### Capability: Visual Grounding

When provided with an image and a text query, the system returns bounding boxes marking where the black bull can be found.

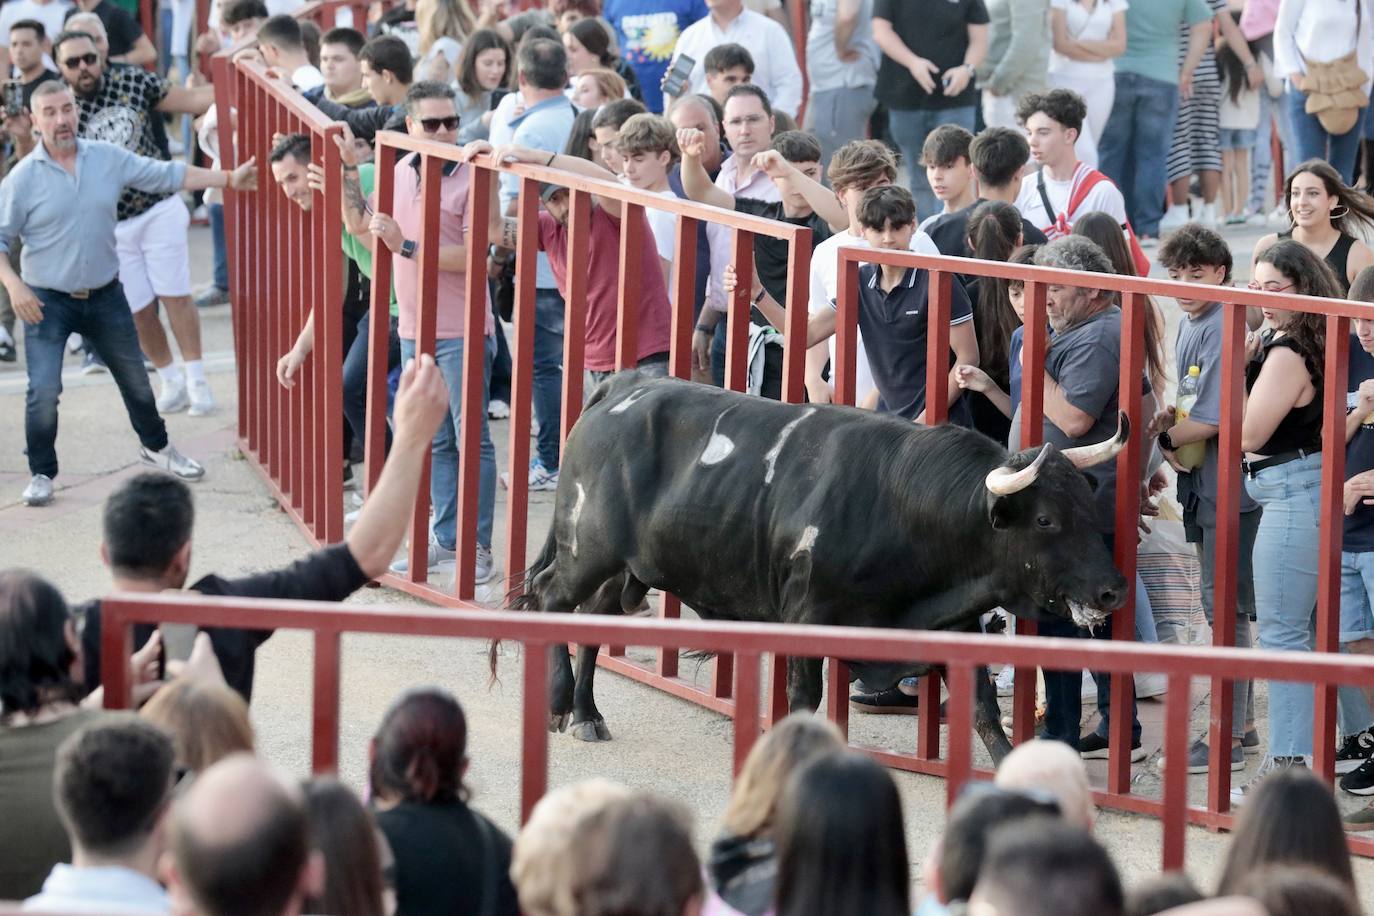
[503,373,1130,760]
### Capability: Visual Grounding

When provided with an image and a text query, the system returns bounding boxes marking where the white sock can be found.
[184,359,206,385]
[0,326,12,346]
[157,363,185,388]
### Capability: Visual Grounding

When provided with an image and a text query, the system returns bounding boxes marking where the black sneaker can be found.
[1336,726,1374,775]
[849,686,927,717]
[1079,731,1147,762]
[1342,755,1374,796]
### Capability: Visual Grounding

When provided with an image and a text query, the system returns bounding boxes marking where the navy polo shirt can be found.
[1347,336,1374,551]
[845,263,974,423]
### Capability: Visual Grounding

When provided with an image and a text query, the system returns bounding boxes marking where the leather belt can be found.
[1242,448,1313,478]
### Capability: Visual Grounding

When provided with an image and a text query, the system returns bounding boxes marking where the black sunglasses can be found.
[419,115,459,133]
[62,51,99,69]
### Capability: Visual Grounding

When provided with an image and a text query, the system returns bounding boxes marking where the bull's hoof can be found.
[549,712,571,733]
[570,718,612,742]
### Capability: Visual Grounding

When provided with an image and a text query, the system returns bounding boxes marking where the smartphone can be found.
[661,54,695,99]
[2,80,23,118]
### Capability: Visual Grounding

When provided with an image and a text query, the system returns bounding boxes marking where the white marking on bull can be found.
[569,483,587,557]
[700,409,737,465]
[1068,599,1108,632]
[609,388,651,414]
[792,525,819,558]
[763,408,816,484]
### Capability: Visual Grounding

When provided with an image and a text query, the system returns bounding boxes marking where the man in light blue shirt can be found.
[496,38,575,491]
[24,715,175,914]
[0,80,256,507]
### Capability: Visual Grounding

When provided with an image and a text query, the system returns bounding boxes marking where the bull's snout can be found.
[1098,581,1128,611]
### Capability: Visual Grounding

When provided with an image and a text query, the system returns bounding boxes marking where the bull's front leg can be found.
[569,643,612,742]
[786,656,824,712]
[973,665,1013,764]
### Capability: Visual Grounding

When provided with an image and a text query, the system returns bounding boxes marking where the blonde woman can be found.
[417,0,477,83]
[571,66,627,109]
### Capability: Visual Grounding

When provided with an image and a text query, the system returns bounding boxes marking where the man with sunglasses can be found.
[363,80,506,585]
[53,29,217,417]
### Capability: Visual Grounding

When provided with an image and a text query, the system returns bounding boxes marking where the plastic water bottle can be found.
[1173,366,1205,470]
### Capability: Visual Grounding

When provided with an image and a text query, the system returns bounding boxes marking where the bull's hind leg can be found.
[568,575,628,742]
[549,644,574,733]
[974,665,1013,764]
[528,555,623,735]
[786,656,824,712]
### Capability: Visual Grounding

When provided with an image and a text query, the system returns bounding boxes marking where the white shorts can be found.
[116,194,192,313]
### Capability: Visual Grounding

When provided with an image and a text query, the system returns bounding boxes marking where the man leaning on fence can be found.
[0,80,257,507]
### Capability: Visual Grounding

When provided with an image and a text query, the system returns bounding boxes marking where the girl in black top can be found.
[1252,159,1374,296]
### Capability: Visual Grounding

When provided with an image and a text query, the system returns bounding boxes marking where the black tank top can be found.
[1244,331,1323,455]
[1279,229,1355,295]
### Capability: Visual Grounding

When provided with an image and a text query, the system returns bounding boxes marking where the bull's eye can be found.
[1036,515,1055,530]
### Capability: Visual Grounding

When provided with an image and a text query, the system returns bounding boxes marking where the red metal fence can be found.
[99,592,1374,868]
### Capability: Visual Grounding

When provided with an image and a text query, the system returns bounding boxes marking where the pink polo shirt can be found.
[385,153,494,341]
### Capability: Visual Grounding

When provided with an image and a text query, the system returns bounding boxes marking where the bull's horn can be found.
[985,444,1055,496]
[1061,411,1131,470]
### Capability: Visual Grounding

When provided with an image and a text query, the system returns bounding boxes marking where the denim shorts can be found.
[1341,551,1374,642]
[1219,127,1257,150]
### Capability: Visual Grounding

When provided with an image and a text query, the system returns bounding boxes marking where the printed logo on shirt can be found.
[86,104,142,149]
[620,12,681,63]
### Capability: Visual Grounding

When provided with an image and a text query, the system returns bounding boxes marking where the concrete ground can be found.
[3,212,1374,905]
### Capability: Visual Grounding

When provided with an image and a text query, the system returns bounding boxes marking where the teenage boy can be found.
[590,97,647,175]
[615,112,680,284]
[702,42,753,107]
[917,124,976,232]
[1152,224,1264,775]
[679,126,832,399]
[305,27,372,108]
[926,125,1048,258]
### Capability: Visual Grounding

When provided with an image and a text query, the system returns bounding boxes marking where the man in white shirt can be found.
[256,14,324,91]
[666,0,802,117]
[25,716,175,914]
[0,0,72,77]
[1012,89,1128,240]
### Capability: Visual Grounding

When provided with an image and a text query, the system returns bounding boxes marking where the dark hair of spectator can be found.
[1236,865,1362,916]
[565,108,597,159]
[704,42,754,76]
[772,130,821,165]
[970,126,1029,189]
[303,778,387,916]
[52,29,96,58]
[257,14,303,51]
[369,687,469,804]
[102,472,195,581]
[360,34,414,85]
[590,96,646,131]
[1124,872,1204,916]
[1216,766,1354,895]
[723,82,772,117]
[1216,40,1258,107]
[140,678,254,774]
[568,17,616,68]
[1071,210,1168,389]
[321,25,365,57]
[966,200,1024,387]
[974,818,1123,916]
[55,715,175,856]
[1252,239,1337,388]
[774,751,909,916]
[856,185,916,233]
[1284,158,1374,236]
[221,0,269,26]
[269,132,312,165]
[940,785,1063,904]
[549,0,601,17]
[404,79,457,117]
[0,570,78,717]
[1006,243,1041,292]
[300,20,320,67]
[1015,88,1087,137]
[825,139,897,194]
[1158,222,1234,282]
[518,36,569,90]
[9,18,45,40]
[570,793,702,916]
[457,28,511,100]
[922,123,972,168]
[1352,265,1374,302]
[519,23,560,46]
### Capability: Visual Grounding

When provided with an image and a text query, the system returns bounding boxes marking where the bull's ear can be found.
[987,494,1015,530]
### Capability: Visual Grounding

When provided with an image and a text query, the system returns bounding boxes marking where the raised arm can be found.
[182,156,259,192]
[675,128,735,209]
[751,149,847,232]
[496,144,625,218]
[158,83,216,115]
[112,34,158,67]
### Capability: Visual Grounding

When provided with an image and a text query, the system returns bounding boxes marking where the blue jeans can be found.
[25,282,168,478]
[1099,72,1179,237]
[1197,510,1262,738]
[344,310,400,455]
[490,295,511,405]
[1283,85,1365,184]
[1249,88,1276,215]
[886,105,978,222]
[533,287,564,472]
[400,335,497,550]
[209,202,228,291]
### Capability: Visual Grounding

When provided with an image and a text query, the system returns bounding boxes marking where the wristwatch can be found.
[400,239,418,260]
[1157,429,1175,452]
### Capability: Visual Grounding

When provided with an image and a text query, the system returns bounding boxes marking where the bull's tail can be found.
[489,525,560,684]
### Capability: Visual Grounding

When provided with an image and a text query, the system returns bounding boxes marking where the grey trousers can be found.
[805,86,878,168]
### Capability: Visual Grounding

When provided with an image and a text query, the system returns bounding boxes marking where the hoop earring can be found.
[1332,205,1351,219]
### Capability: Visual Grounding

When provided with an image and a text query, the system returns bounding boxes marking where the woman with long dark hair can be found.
[1231,240,1339,802]
[456,29,512,144]
[369,688,519,915]
[563,18,641,102]
[960,200,1022,443]
[303,778,390,916]
[773,751,909,916]
[1253,159,1374,294]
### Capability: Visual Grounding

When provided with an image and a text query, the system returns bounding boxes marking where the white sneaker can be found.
[995,665,1017,697]
[187,380,214,417]
[1081,670,1099,701]
[1197,201,1219,229]
[140,444,205,480]
[488,399,510,420]
[1159,204,1191,234]
[389,538,457,575]
[475,544,498,585]
[157,380,189,413]
[22,474,54,506]
[66,333,84,354]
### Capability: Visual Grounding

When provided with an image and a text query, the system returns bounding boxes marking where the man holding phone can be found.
[603,0,707,113]
[664,0,802,117]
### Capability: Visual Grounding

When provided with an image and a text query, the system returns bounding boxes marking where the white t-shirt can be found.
[1014,161,1128,239]
[669,9,803,117]
[0,0,73,49]
[810,226,941,405]
[1047,0,1128,81]
[632,184,680,264]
